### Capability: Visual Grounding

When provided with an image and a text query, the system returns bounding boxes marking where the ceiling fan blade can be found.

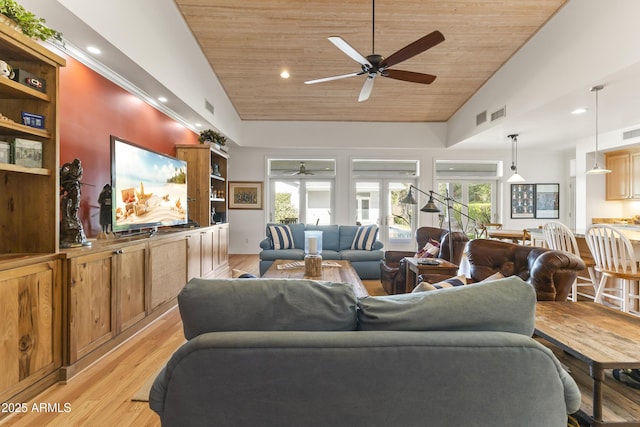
[380,30,445,69]
[304,72,361,85]
[383,69,437,84]
[358,76,375,102]
[328,36,372,67]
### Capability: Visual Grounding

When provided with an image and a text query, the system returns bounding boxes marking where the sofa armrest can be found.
[259,237,272,250]
[383,250,416,265]
[372,240,384,250]
[529,250,586,301]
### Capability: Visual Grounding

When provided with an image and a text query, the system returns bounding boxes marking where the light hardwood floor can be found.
[0,255,385,427]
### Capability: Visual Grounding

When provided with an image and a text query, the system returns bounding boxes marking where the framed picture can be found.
[510,184,535,218]
[229,181,263,209]
[535,183,560,219]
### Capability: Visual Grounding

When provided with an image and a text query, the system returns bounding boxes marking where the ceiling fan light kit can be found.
[304,0,444,102]
[586,85,612,175]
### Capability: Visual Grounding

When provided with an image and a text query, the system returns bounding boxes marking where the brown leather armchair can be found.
[465,239,586,301]
[380,227,469,295]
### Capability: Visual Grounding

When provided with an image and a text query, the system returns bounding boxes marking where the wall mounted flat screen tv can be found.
[111,136,188,232]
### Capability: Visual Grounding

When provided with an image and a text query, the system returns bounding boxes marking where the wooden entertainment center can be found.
[0,25,230,413]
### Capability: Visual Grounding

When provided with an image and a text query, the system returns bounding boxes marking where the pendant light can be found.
[586,85,611,174]
[507,134,525,182]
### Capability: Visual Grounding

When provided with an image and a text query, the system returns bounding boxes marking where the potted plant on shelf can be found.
[0,0,62,42]
[198,129,227,151]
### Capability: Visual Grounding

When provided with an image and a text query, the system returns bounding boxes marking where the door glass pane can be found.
[389,182,413,241]
[355,182,379,226]
[274,181,300,223]
[306,181,332,225]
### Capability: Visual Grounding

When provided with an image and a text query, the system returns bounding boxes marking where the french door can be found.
[353,179,416,250]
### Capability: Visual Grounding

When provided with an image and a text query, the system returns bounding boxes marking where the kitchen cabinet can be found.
[606,150,640,200]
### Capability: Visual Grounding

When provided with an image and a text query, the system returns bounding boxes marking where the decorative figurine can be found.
[0,60,14,79]
[97,183,114,239]
[60,158,91,247]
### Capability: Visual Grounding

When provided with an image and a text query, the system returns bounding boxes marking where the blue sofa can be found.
[259,223,384,279]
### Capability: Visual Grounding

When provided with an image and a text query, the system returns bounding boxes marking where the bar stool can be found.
[585,224,640,314]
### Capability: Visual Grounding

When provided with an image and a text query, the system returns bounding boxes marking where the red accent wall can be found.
[59,54,199,237]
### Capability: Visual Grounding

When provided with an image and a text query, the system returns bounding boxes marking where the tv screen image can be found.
[111,136,188,232]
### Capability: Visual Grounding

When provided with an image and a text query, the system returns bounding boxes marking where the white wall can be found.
[228,145,568,254]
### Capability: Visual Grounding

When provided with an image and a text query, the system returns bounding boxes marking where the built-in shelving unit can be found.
[176,143,229,226]
[0,23,65,413]
[0,25,65,255]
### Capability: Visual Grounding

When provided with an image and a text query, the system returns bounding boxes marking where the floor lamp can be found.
[401,185,477,262]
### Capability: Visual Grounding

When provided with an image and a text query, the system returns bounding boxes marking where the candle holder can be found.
[304,230,323,278]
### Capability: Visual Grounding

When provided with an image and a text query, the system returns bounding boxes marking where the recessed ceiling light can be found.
[571,108,587,115]
[158,96,168,103]
[195,123,202,128]
[280,70,290,79]
[87,46,101,55]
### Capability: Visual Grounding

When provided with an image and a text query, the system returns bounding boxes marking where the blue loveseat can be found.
[259,223,384,279]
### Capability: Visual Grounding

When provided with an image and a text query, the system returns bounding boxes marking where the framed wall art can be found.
[510,184,535,218]
[229,181,263,209]
[535,183,560,219]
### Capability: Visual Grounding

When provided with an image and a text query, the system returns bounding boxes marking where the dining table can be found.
[486,229,530,244]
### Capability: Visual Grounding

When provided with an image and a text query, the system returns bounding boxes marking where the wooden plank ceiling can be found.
[174,0,567,122]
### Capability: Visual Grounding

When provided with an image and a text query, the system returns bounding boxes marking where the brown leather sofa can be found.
[380,227,469,295]
[464,239,586,301]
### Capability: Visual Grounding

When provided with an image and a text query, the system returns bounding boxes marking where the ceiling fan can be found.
[291,162,315,175]
[304,0,445,102]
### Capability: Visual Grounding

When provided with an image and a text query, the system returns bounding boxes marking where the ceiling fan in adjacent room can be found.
[304,0,445,102]
[291,162,315,175]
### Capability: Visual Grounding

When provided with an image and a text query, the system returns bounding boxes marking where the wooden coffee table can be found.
[262,259,368,298]
[404,257,459,293]
[535,302,640,426]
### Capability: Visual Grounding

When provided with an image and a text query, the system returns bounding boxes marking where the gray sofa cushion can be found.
[259,248,305,261]
[179,278,358,339]
[357,276,536,335]
[339,248,385,262]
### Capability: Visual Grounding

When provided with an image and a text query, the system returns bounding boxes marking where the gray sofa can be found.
[149,276,581,426]
[258,223,384,279]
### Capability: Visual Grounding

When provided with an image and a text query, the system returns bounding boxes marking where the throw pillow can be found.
[412,274,467,292]
[231,269,257,278]
[415,238,441,258]
[268,224,294,249]
[481,271,505,282]
[351,224,378,250]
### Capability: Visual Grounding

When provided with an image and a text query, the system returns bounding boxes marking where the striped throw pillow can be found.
[351,225,378,250]
[268,224,295,249]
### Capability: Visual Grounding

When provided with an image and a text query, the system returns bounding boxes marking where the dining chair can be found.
[543,221,597,301]
[585,224,640,314]
[475,223,502,239]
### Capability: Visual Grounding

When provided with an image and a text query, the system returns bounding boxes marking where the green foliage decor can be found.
[198,129,227,146]
[0,0,61,41]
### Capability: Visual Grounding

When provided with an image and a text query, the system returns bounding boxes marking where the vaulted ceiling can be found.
[174,0,567,123]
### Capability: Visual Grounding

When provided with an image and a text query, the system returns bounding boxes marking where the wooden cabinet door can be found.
[606,153,630,200]
[217,224,229,268]
[68,251,114,363]
[149,237,188,310]
[114,243,147,332]
[0,260,61,402]
[200,228,215,277]
[631,153,640,199]
[186,232,202,280]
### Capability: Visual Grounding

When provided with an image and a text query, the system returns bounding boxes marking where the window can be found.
[435,160,501,235]
[268,159,335,225]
